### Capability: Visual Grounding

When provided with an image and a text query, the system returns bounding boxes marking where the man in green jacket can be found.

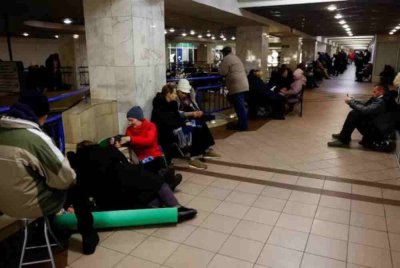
[328,85,387,148]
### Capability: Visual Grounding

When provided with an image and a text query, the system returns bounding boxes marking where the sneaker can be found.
[82,231,99,255]
[203,150,221,159]
[327,140,350,148]
[177,206,197,222]
[331,133,341,140]
[188,159,207,170]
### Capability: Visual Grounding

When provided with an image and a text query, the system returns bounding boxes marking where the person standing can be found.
[219,47,249,131]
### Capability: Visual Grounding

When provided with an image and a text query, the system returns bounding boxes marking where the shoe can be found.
[168,174,182,191]
[203,150,221,159]
[177,206,197,222]
[82,231,99,255]
[327,140,350,148]
[188,159,207,170]
[331,133,341,140]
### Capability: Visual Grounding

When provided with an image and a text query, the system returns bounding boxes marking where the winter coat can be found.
[125,119,163,161]
[151,93,185,146]
[0,104,76,218]
[284,69,306,104]
[68,145,163,210]
[219,54,249,95]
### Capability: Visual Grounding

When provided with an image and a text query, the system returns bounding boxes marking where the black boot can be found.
[168,174,182,191]
[177,206,197,222]
[82,231,99,255]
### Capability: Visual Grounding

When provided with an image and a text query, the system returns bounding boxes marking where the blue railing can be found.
[0,87,90,153]
[167,75,231,116]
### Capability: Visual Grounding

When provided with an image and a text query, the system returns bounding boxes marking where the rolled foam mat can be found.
[55,207,178,230]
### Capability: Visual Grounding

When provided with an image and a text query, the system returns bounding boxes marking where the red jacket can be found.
[125,119,163,161]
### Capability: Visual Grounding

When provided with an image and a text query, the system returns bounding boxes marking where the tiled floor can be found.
[67,66,400,268]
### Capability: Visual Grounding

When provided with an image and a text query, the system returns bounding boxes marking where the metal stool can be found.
[19,217,62,268]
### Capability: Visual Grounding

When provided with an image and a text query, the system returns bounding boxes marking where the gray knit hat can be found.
[126,106,144,120]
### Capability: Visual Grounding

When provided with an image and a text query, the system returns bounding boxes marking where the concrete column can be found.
[280,37,301,70]
[236,26,269,77]
[73,34,88,87]
[302,39,316,64]
[58,35,77,89]
[372,34,400,83]
[83,0,166,132]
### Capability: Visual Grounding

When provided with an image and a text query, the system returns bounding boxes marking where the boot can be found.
[177,206,197,222]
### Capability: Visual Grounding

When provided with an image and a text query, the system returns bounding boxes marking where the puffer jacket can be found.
[219,54,249,95]
[0,115,76,218]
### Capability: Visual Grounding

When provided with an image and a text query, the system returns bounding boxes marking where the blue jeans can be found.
[228,92,248,130]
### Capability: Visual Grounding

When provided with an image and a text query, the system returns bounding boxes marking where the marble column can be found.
[302,39,317,64]
[236,26,269,78]
[83,0,166,132]
[73,34,88,87]
[280,37,301,70]
[58,35,77,89]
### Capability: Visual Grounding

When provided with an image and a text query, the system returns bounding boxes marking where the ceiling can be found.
[245,0,400,36]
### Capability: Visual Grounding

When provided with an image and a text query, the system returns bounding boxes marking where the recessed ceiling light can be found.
[63,18,73,24]
[327,5,337,11]
[389,32,394,35]
[211,36,215,40]
[348,33,354,36]
[339,20,346,25]
[164,30,167,34]
[190,30,195,35]
[334,14,343,19]
[73,34,79,39]
[54,35,59,39]
[198,35,203,38]
[169,28,175,32]
[231,36,236,40]
[22,32,29,37]
[220,34,224,39]
[343,24,350,29]
[181,32,187,37]
[206,33,211,37]
[396,26,400,30]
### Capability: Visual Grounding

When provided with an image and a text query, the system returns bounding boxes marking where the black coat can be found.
[151,93,185,146]
[68,145,163,210]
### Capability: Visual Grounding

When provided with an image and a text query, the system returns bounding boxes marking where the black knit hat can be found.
[19,91,50,117]
[126,106,144,121]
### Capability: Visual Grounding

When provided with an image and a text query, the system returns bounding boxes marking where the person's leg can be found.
[157,183,180,207]
[230,92,248,130]
[338,110,362,143]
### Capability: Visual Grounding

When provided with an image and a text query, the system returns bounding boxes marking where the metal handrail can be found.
[167,75,222,82]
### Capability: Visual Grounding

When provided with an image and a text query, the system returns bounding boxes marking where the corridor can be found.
[67,67,400,268]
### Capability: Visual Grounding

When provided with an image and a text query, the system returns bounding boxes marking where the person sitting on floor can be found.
[328,85,389,148]
[113,106,182,191]
[151,84,220,170]
[280,68,307,112]
[66,141,197,254]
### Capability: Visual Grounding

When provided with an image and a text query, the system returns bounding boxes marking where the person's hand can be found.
[120,136,131,144]
[345,96,353,104]
[194,111,204,118]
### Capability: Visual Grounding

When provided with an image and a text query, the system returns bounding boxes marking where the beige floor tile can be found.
[232,220,273,243]
[164,244,215,268]
[283,201,317,218]
[219,235,264,263]
[315,206,350,224]
[250,170,275,181]
[347,242,392,268]
[289,191,321,205]
[130,236,179,264]
[198,186,231,200]
[175,192,196,206]
[100,231,147,254]
[387,217,400,234]
[210,178,240,190]
[183,209,210,227]
[153,224,196,243]
[311,219,349,241]
[186,174,217,186]
[214,201,250,219]
[276,213,313,233]
[114,256,160,268]
[130,226,159,236]
[389,232,400,251]
[270,173,299,185]
[346,264,369,268]
[68,250,82,265]
[177,182,207,195]
[184,227,228,252]
[351,201,384,217]
[200,213,240,233]
[300,253,346,268]
[243,207,281,225]
[207,254,253,268]
[306,234,348,261]
[349,226,389,249]
[267,227,308,251]
[320,196,351,210]
[70,246,125,268]
[235,181,265,194]
[252,195,287,212]
[261,186,292,200]
[257,244,303,268]
[350,212,387,231]
[225,191,258,206]
[385,204,400,218]
[352,185,382,198]
[297,177,324,189]
[186,196,222,212]
[323,181,352,193]
[382,189,400,201]
[392,250,400,268]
